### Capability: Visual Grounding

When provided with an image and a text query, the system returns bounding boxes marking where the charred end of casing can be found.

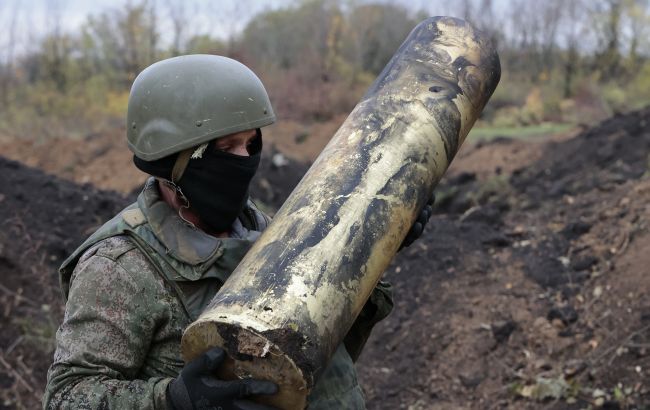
[182,319,310,409]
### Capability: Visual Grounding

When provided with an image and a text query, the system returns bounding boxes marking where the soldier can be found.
[44,55,432,409]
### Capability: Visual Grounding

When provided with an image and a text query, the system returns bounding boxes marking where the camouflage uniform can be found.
[44,178,393,409]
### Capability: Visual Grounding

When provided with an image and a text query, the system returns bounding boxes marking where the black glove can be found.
[167,347,279,410]
[399,194,435,250]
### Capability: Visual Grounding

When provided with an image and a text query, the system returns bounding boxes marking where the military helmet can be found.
[127,54,275,161]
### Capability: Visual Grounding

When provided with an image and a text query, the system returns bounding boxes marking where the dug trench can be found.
[0,107,649,409]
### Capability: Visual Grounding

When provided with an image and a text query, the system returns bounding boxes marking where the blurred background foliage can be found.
[1,0,649,140]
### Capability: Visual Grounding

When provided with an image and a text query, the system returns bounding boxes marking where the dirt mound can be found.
[0,130,144,194]
[357,107,650,409]
[1,107,649,409]
[0,158,130,408]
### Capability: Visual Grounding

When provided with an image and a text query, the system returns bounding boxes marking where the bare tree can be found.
[622,0,650,73]
[206,0,258,56]
[589,0,624,79]
[559,0,586,97]
[82,2,160,85]
[148,0,158,63]
[42,0,69,91]
[1,0,21,105]
[165,0,186,56]
[538,0,563,73]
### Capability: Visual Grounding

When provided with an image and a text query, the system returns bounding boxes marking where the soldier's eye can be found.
[247,135,262,155]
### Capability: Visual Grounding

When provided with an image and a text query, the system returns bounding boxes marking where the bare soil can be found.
[0,108,649,409]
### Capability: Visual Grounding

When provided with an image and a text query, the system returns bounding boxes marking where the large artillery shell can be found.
[182,16,500,409]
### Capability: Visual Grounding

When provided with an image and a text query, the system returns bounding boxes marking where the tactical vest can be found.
[59,179,269,320]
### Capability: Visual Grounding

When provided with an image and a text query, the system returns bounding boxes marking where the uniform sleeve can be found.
[43,253,172,410]
[343,280,393,362]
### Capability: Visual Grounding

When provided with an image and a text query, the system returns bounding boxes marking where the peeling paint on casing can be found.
[181,16,500,409]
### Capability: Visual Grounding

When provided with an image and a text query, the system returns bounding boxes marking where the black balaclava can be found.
[134,131,262,232]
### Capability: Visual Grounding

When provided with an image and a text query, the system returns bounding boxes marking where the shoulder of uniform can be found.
[244,200,272,231]
[84,235,138,263]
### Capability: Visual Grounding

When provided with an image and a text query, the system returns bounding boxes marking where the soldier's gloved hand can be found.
[167,347,279,410]
[399,194,435,251]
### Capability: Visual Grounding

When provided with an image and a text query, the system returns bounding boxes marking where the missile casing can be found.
[181,16,500,409]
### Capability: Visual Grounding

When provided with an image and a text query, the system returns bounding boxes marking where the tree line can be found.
[1,0,649,138]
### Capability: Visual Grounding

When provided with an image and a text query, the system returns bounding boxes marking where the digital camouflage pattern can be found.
[44,178,393,409]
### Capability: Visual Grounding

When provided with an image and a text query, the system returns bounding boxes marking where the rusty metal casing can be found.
[181,16,500,409]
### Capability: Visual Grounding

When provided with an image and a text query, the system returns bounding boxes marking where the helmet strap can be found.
[171,148,194,183]
[159,178,195,228]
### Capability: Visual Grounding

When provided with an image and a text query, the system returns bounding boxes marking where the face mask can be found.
[133,133,262,233]
[177,145,260,233]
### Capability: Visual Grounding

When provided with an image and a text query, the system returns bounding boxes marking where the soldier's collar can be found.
[138,178,222,266]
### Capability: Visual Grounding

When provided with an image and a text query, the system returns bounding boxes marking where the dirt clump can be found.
[0,107,649,409]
